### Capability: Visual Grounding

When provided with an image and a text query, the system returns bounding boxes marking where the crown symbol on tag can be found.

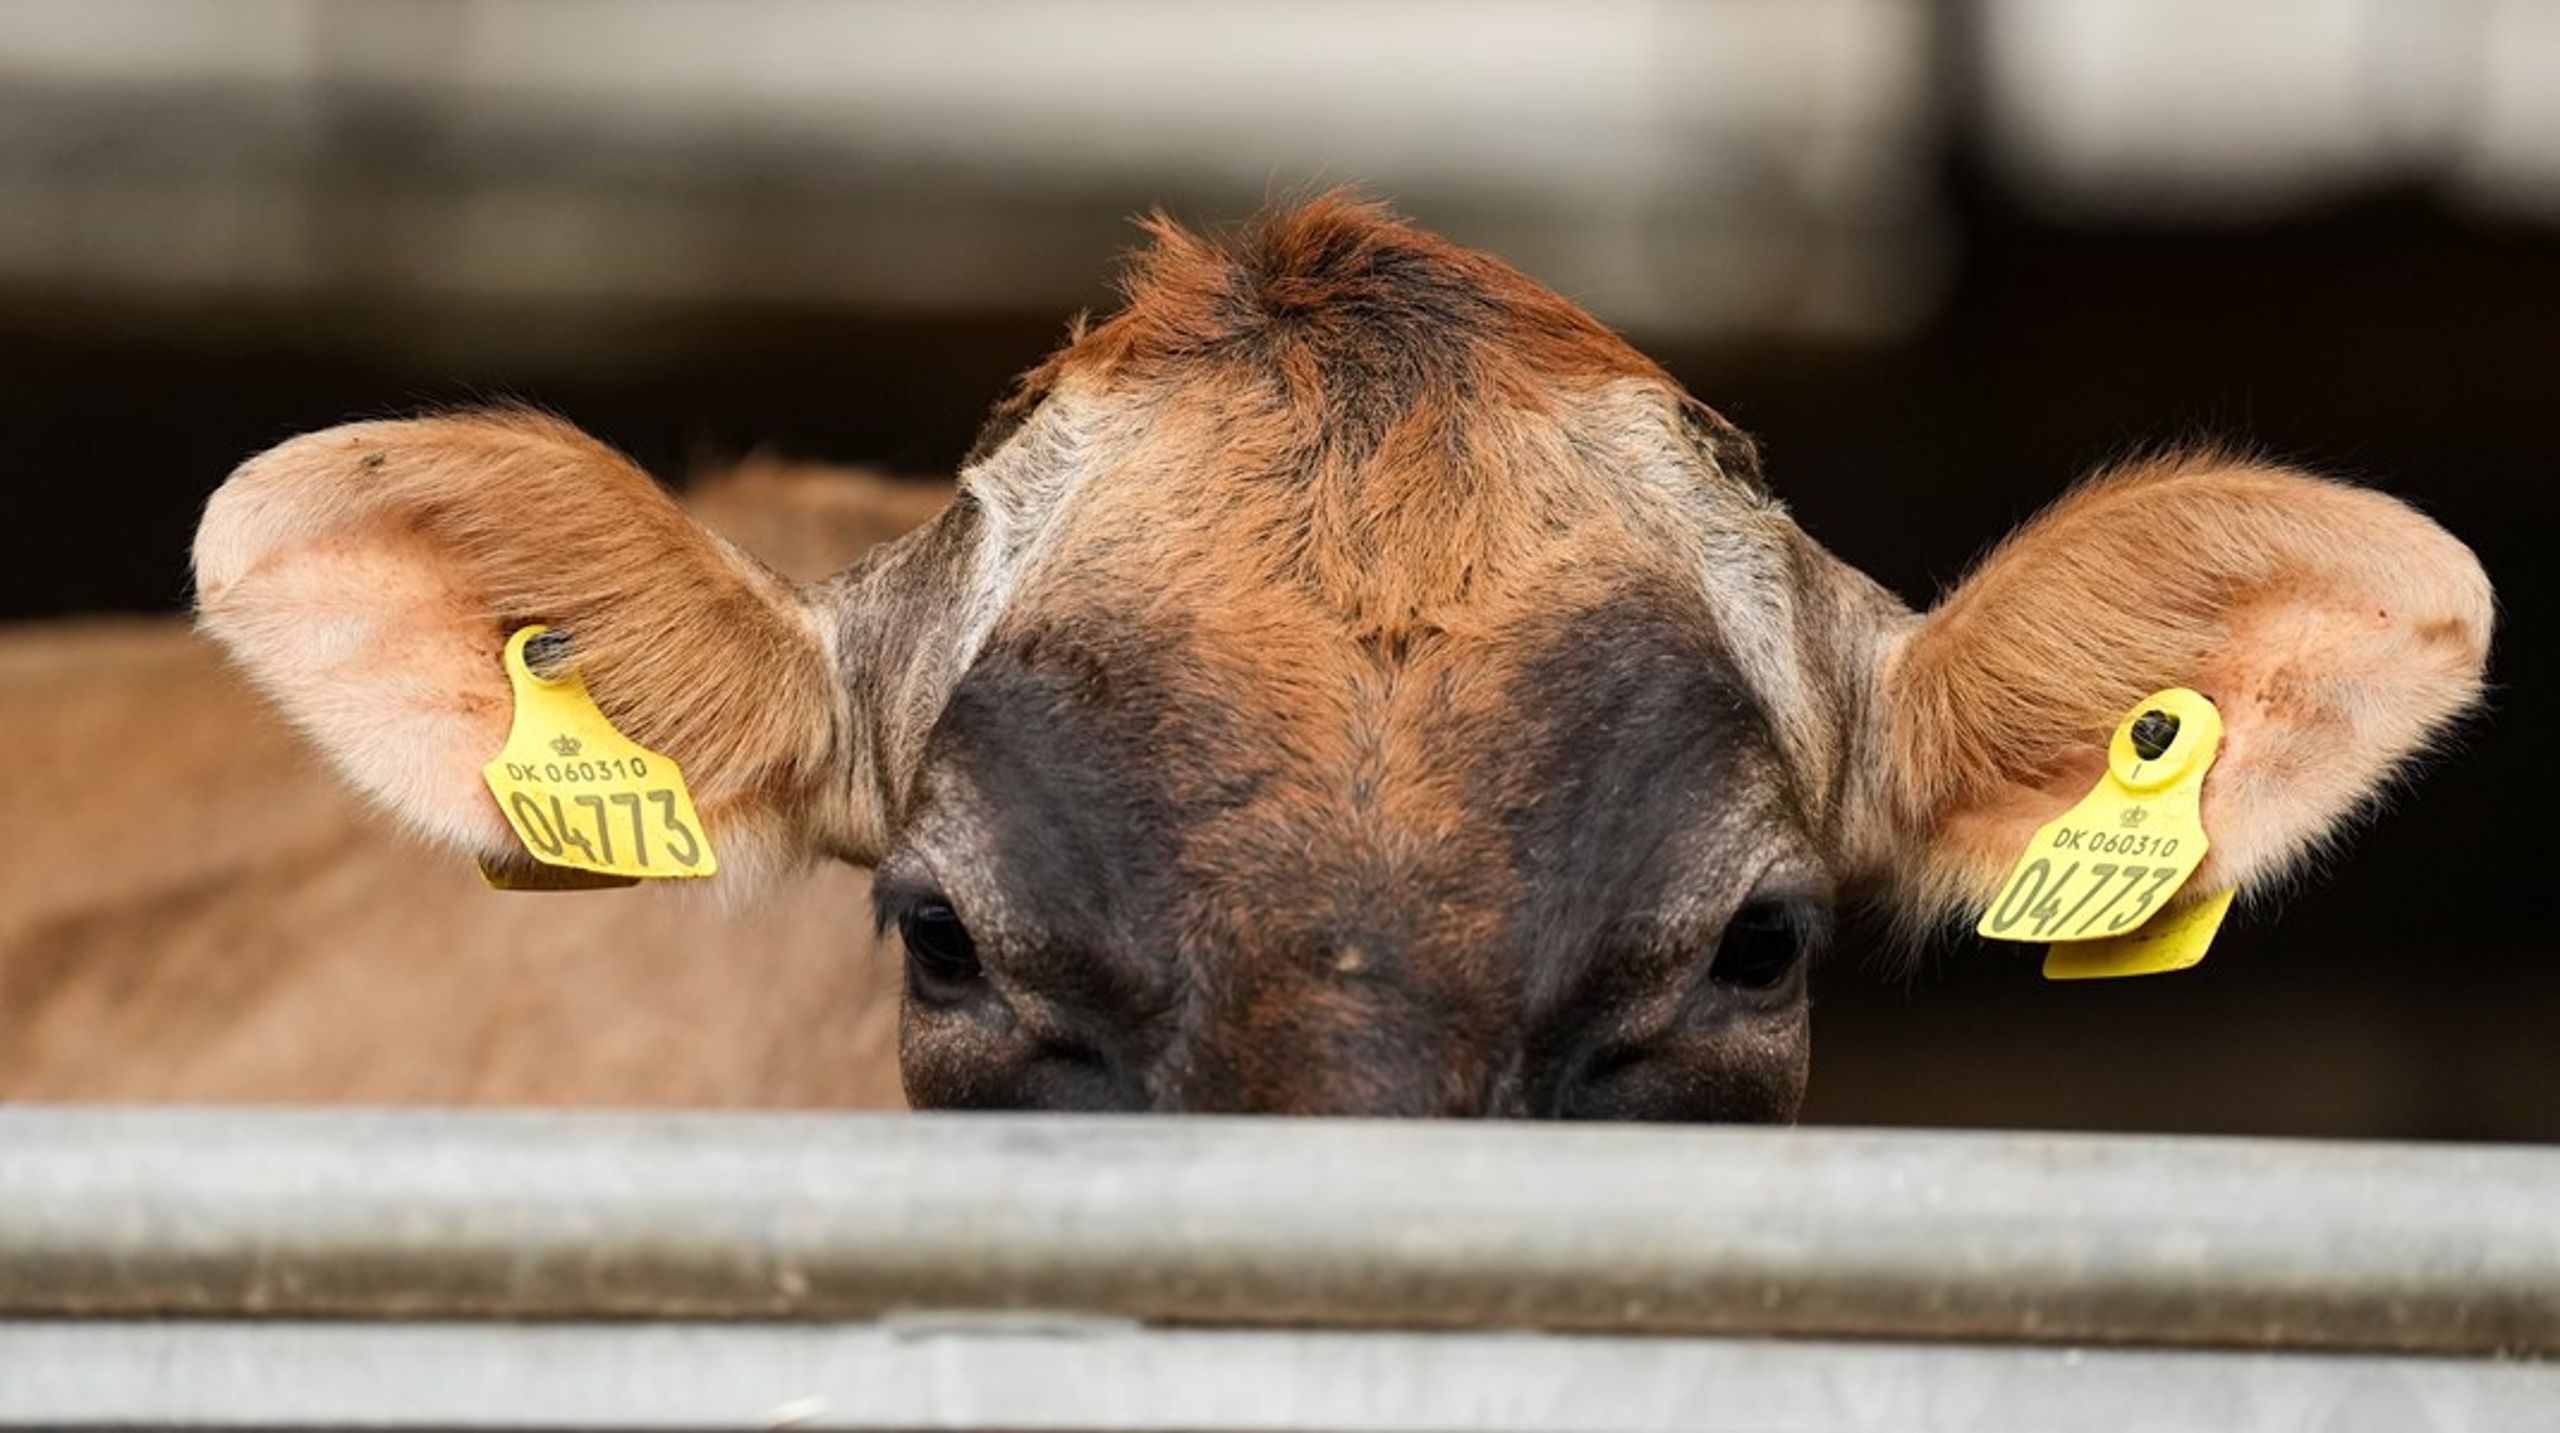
[2119,806,2148,828]
[549,735,583,758]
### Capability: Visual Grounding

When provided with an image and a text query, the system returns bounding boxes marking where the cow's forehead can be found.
[934,197,1822,804]
[923,402,1804,993]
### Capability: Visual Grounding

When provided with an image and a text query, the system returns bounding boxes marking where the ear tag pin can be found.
[478,624,718,889]
[1973,687,2233,978]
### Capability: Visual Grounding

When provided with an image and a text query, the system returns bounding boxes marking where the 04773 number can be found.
[1984,858,2184,940]
[505,788,703,871]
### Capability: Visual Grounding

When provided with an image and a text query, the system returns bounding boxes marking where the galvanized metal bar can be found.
[6,1319,2557,1432]
[1,1109,2555,1356]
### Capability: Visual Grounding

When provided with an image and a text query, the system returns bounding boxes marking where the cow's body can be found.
[190,198,2493,1119]
[6,464,936,1104]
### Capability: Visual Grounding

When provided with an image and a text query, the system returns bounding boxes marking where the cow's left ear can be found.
[1851,453,2493,925]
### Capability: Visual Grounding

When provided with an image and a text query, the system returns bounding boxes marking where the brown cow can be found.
[4,461,942,1105]
[195,197,2493,1119]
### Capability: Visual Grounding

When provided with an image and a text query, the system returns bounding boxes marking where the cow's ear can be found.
[1855,453,2492,925]
[194,410,842,886]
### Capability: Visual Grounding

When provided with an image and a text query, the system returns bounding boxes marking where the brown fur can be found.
[1028,196,1757,634]
[1074,195,1666,394]
[10,463,940,1104]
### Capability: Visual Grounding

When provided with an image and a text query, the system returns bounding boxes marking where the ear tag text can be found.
[480,625,719,886]
[1973,687,2230,977]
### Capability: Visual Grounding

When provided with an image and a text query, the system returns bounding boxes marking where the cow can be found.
[193,196,2494,1120]
[4,461,938,1105]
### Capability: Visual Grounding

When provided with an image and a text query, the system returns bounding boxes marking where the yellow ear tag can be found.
[479,625,719,885]
[1973,687,2232,977]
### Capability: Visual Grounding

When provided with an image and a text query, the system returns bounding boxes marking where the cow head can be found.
[195,198,2493,1119]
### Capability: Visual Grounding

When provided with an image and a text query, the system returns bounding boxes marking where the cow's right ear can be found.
[193,410,843,887]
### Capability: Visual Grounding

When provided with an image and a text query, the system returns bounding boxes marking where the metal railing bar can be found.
[2,1109,2554,1357]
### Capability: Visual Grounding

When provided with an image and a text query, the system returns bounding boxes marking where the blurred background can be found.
[2,0,2551,1139]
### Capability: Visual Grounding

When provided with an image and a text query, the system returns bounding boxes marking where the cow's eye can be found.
[899,899,983,996]
[1712,897,1825,990]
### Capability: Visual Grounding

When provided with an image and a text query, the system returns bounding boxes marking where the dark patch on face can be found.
[926,624,1183,945]
[889,610,1280,1110]
[1486,591,1772,968]
[891,581,1814,1121]
[1481,588,1812,1121]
